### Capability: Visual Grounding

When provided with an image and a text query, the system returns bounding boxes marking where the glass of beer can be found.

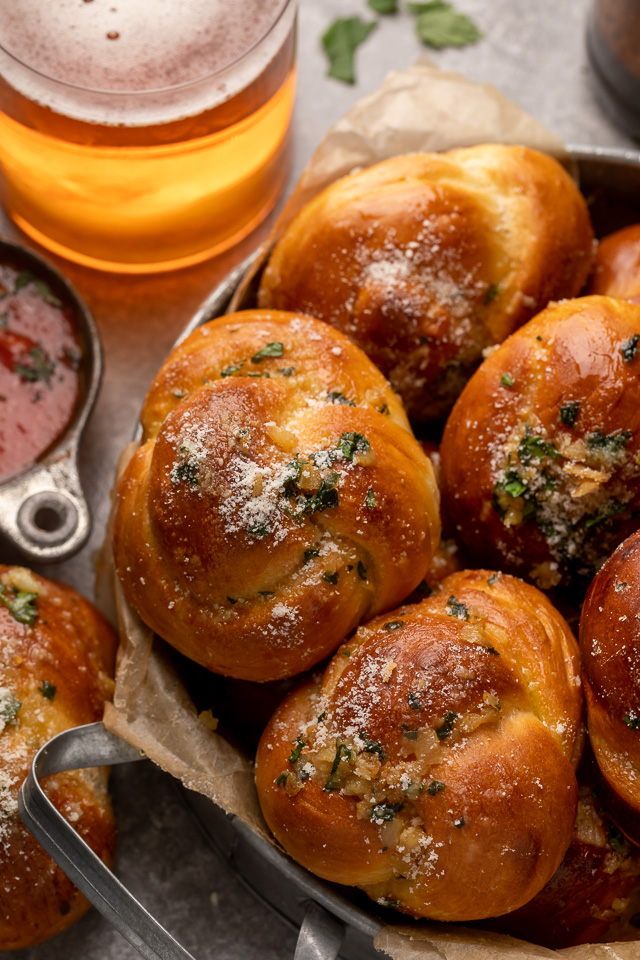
[0,0,297,273]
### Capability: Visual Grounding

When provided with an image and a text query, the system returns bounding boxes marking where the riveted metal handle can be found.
[18,722,198,960]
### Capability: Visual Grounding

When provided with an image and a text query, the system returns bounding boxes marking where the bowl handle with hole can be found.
[0,438,91,562]
[19,723,346,960]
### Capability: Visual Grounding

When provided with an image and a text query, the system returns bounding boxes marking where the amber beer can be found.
[0,0,296,272]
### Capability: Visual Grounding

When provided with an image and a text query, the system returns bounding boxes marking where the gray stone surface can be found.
[1,0,636,958]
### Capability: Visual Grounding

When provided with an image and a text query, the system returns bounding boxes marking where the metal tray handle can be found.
[18,722,345,960]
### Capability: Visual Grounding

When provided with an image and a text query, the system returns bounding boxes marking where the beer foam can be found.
[0,0,291,125]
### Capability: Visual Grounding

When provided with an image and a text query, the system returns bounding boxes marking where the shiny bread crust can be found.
[440,295,640,590]
[481,768,640,948]
[0,566,117,950]
[255,569,583,921]
[588,223,640,303]
[580,529,640,842]
[114,309,440,682]
[258,145,593,422]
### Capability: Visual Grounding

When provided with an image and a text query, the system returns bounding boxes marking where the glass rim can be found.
[0,0,294,98]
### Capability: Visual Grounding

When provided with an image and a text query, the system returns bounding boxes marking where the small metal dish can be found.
[0,238,102,563]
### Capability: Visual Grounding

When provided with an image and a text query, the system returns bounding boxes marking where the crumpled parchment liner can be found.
[102,62,622,959]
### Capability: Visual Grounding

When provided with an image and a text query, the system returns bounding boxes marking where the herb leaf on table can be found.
[409,1,482,48]
[322,17,378,84]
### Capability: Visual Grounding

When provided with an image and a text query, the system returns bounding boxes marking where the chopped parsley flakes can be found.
[620,334,640,362]
[38,680,56,700]
[445,595,469,621]
[0,585,38,626]
[559,401,580,428]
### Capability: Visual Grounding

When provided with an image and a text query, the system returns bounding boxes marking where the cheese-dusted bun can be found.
[255,569,583,921]
[258,145,594,423]
[441,296,640,591]
[481,764,640,948]
[0,566,117,950]
[588,223,640,302]
[114,310,440,682]
[580,529,640,844]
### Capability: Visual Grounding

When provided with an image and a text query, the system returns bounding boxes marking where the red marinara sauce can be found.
[0,265,81,480]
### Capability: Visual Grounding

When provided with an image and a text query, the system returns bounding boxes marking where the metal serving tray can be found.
[18,145,640,960]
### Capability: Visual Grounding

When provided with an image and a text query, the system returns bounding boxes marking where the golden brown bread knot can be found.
[114,310,440,682]
[580,529,640,845]
[255,569,583,921]
[480,759,640,948]
[258,145,593,423]
[588,224,640,303]
[440,295,640,591]
[0,566,117,950]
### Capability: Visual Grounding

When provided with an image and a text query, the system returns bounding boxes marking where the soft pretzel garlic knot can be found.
[441,295,640,591]
[588,223,640,303]
[0,566,117,950]
[114,310,440,682]
[255,569,583,921]
[580,529,640,843]
[258,145,593,423]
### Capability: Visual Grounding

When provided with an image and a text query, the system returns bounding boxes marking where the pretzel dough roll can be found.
[482,768,640,948]
[255,569,583,921]
[0,566,117,950]
[258,145,593,423]
[580,529,640,843]
[441,296,640,591]
[588,224,640,303]
[114,310,440,682]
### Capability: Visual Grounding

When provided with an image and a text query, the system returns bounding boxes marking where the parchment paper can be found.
[102,63,617,959]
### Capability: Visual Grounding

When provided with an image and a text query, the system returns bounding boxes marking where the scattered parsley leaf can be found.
[412,1,482,49]
[623,714,640,730]
[173,462,199,486]
[337,431,370,462]
[357,560,368,580]
[445,595,469,621]
[587,429,632,453]
[247,521,271,538]
[454,817,465,828]
[359,732,388,760]
[323,570,339,584]
[275,772,288,787]
[518,427,560,463]
[303,548,320,564]
[426,780,445,796]
[15,346,55,387]
[0,585,38,626]
[371,801,404,822]
[221,360,244,377]
[278,366,295,376]
[384,620,404,630]
[485,283,500,304]
[560,401,581,428]
[288,736,306,765]
[620,334,640,362]
[436,710,458,740]
[402,724,418,740]
[0,692,21,725]
[365,487,376,508]
[251,342,284,363]
[408,691,422,710]
[38,680,56,701]
[487,572,501,585]
[324,740,353,790]
[327,391,356,406]
[500,372,513,388]
[321,17,377,84]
